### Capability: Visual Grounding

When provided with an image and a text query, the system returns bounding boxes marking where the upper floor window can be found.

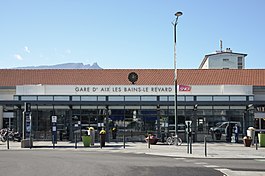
[223,58,229,62]
[238,57,243,69]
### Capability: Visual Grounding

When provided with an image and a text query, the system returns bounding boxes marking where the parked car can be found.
[209,121,241,134]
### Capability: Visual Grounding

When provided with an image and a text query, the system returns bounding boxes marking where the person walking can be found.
[225,124,232,143]
[111,125,117,139]
[233,124,239,143]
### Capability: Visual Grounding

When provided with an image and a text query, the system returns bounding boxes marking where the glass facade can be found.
[6,94,255,142]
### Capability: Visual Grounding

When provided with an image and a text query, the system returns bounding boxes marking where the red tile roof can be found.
[1,69,265,86]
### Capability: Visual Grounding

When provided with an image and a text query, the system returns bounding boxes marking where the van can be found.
[209,121,241,134]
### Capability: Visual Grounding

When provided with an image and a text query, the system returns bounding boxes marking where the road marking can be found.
[195,162,207,165]
[216,168,265,176]
[204,165,220,168]
[255,159,265,162]
[174,158,185,160]
[216,168,231,176]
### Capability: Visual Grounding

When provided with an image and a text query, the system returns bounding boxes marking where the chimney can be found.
[225,48,232,52]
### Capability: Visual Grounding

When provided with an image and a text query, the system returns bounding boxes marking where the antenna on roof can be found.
[220,40,223,52]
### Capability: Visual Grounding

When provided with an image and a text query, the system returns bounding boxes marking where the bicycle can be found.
[166,134,182,146]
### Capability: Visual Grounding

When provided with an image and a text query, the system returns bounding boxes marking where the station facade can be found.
[1,69,265,142]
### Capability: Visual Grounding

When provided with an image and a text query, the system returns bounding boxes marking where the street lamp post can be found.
[173,11,183,135]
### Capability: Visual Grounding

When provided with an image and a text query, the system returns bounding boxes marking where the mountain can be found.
[14,62,102,69]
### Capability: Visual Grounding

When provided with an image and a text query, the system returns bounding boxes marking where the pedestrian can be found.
[225,124,232,143]
[233,124,239,143]
[111,126,117,139]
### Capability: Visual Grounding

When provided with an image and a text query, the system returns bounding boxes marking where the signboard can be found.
[51,116,57,144]
[179,85,191,91]
[24,111,31,139]
[185,120,192,133]
[51,116,57,123]
[16,84,253,96]
[23,103,32,140]
[16,85,174,95]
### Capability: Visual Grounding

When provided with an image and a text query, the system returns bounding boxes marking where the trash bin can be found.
[258,133,265,147]
[247,127,255,145]
[82,135,91,147]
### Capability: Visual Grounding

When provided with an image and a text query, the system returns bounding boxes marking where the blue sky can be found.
[0,1,264,69]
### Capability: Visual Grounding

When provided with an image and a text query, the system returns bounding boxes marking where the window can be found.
[213,96,229,101]
[223,58,229,62]
[141,96,157,101]
[54,96,69,101]
[72,96,81,101]
[81,96,97,101]
[21,96,37,101]
[197,96,213,101]
[38,96,53,101]
[159,96,168,101]
[125,96,140,101]
[185,96,194,101]
[109,96,124,101]
[230,96,246,101]
[238,57,243,69]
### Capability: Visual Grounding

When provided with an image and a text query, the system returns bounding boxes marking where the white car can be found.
[209,121,241,134]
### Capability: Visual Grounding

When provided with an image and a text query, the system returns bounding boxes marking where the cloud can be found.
[24,46,31,53]
[14,54,23,60]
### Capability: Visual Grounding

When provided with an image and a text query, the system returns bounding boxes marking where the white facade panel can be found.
[0,89,16,100]
[0,94,14,100]
[16,85,174,96]
[16,84,253,96]
[178,85,252,95]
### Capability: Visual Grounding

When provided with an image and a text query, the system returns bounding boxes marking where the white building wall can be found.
[0,89,16,100]
[16,85,253,96]
[178,85,252,95]
[201,60,209,69]
[208,53,245,69]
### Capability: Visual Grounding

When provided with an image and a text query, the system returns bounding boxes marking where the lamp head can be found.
[175,11,183,17]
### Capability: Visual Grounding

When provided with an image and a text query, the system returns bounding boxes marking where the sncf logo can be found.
[179,85,191,91]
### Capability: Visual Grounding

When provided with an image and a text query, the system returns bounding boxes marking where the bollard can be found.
[52,135,55,149]
[148,134,150,149]
[204,136,207,157]
[30,135,32,149]
[7,130,9,150]
[123,134,125,149]
[255,136,258,150]
[187,133,189,154]
[189,135,192,154]
[100,135,102,149]
[75,133,77,149]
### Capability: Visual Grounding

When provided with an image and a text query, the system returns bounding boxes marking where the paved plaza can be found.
[1,140,265,159]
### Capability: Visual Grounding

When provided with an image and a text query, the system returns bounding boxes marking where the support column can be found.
[16,106,22,133]
[0,106,3,129]
[69,105,73,141]
[157,105,161,138]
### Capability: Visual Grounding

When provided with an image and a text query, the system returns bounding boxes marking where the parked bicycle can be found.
[0,128,21,142]
[165,134,182,146]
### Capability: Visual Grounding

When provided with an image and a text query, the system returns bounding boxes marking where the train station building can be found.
[0,49,265,142]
